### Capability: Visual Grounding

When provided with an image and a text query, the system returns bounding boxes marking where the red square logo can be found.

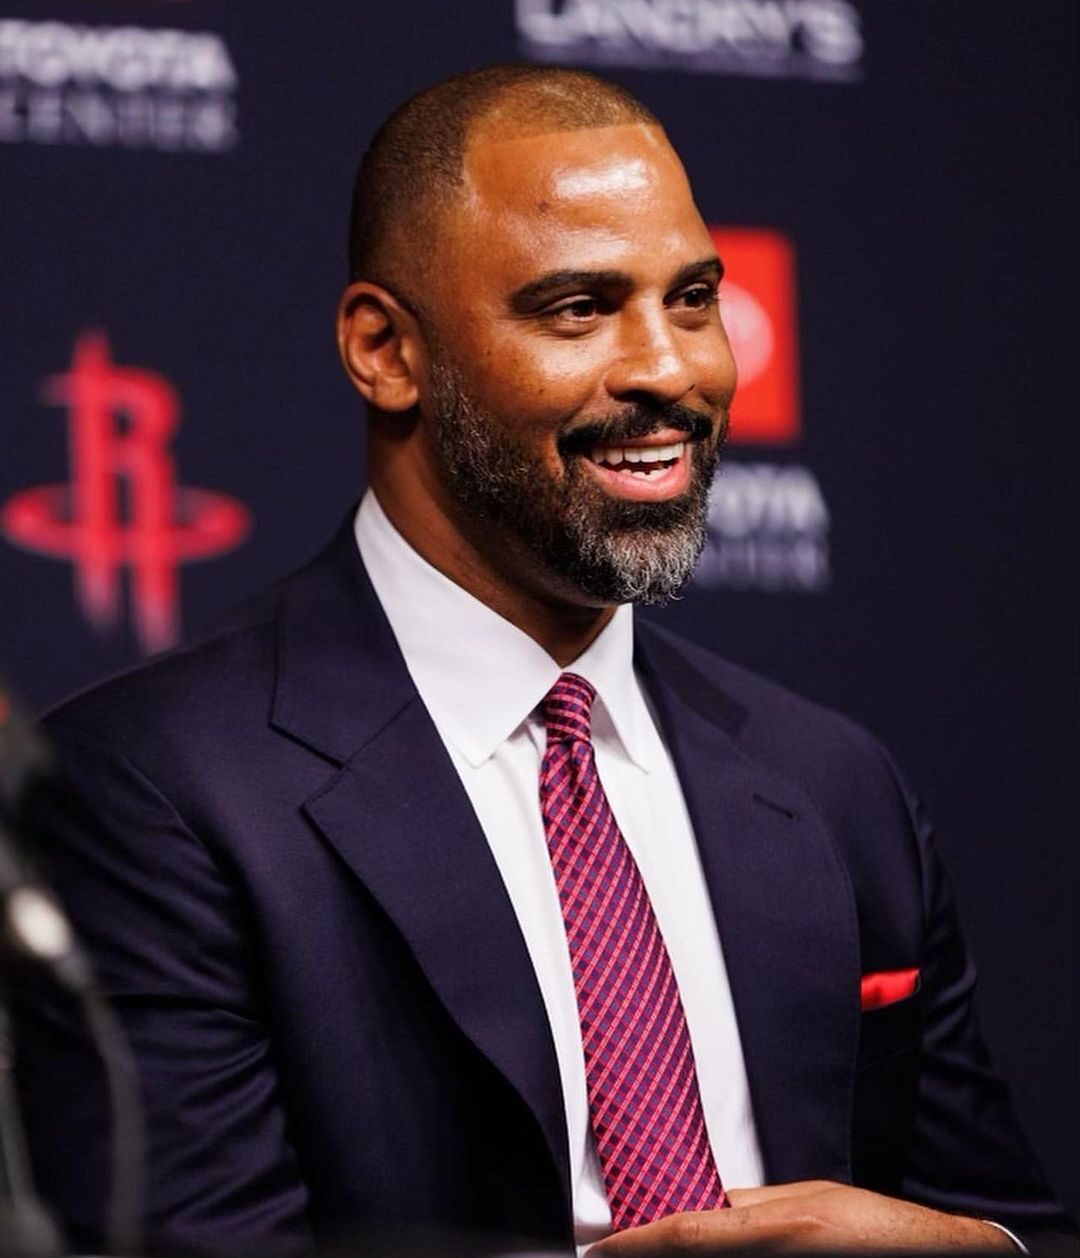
[709,228,801,444]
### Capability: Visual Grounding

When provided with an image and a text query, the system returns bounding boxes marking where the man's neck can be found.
[370,480,617,668]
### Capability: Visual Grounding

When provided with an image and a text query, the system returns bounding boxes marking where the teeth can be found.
[590,441,685,467]
[636,442,683,464]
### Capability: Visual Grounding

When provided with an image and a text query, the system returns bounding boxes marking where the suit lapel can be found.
[269,521,571,1209]
[636,622,861,1186]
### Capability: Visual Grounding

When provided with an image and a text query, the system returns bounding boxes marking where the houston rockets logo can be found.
[1,331,250,654]
[710,228,800,445]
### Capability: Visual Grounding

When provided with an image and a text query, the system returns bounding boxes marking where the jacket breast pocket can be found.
[857,984,923,1068]
[851,989,923,1192]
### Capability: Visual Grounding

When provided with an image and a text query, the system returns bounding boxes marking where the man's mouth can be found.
[578,431,695,502]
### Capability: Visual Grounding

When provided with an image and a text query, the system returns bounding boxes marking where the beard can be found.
[428,357,726,605]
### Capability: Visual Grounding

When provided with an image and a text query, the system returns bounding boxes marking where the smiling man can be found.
[341,81,733,656]
[14,66,1073,1257]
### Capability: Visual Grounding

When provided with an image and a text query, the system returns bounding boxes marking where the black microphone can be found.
[0,678,144,1254]
[0,685,68,1256]
[0,680,93,994]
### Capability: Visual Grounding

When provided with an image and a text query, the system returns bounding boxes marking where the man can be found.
[13,66,1073,1256]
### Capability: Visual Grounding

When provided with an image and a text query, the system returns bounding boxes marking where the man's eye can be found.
[674,284,719,310]
[548,297,600,321]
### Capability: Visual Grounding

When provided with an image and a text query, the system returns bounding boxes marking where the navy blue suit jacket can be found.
[11,516,1071,1254]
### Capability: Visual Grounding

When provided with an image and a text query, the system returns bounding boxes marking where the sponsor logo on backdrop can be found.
[694,227,830,593]
[1,331,250,653]
[0,18,238,150]
[715,229,800,445]
[516,0,863,81]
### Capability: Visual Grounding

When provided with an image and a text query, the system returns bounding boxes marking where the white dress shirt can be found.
[355,490,764,1248]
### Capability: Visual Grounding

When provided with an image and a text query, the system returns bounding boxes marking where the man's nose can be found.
[604,307,695,405]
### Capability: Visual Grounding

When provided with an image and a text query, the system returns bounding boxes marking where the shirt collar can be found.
[354,490,654,772]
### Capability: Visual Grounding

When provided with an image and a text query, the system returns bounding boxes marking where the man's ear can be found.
[336,281,422,412]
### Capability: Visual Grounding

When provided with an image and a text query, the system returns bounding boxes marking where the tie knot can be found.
[542,672,595,745]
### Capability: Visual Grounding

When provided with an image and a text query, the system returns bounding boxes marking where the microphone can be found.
[0,677,144,1254]
[0,680,93,994]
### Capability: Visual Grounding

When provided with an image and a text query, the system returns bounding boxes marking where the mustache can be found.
[558,404,717,457]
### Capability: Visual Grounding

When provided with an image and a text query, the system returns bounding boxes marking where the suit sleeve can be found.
[10,719,313,1257]
[876,747,1077,1253]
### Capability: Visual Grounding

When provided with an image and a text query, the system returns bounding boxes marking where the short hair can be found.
[348,65,660,288]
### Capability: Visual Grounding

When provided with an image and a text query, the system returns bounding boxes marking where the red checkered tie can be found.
[539,672,726,1230]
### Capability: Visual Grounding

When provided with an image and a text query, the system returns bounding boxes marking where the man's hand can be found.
[588,1182,1017,1253]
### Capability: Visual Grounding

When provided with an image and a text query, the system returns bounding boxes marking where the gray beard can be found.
[429,359,721,605]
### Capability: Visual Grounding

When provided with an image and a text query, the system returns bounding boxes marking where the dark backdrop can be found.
[1,0,1076,1216]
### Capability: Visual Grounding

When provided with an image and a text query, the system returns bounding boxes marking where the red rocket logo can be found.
[1,331,250,654]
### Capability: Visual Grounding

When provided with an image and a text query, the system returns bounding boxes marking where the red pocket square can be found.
[860,968,920,1011]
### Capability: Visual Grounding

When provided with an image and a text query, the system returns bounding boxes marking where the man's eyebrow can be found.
[507,256,724,314]
[672,256,724,289]
[508,269,631,313]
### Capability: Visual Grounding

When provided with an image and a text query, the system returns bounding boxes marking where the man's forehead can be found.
[418,121,713,307]
[459,121,688,216]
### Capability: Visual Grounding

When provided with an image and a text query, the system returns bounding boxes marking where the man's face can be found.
[412,122,737,606]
